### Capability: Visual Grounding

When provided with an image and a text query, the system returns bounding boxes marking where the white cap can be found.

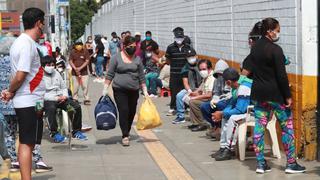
[135,32,141,36]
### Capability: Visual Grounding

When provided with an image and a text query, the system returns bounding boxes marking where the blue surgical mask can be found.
[146,36,151,41]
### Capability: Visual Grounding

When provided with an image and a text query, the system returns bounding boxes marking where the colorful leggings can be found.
[253,101,296,164]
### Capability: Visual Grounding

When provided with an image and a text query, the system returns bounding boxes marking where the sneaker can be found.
[73,131,88,141]
[35,162,53,173]
[98,78,105,83]
[52,133,67,143]
[256,160,272,174]
[172,117,186,124]
[215,148,233,161]
[149,94,158,98]
[211,148,225,158]
[93,78,99,82]
[10,162,20,172]
[166,109,176,116]
[285,162,306,174]
[122,137,130,146]
[81,123,92,132]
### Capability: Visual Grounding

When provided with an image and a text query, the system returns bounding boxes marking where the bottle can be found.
[35,101,43,119]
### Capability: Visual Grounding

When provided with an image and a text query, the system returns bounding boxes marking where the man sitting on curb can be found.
[42,56,88,143]
[212,68,252,161]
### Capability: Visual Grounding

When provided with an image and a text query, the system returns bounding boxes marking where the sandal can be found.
[83,100,91,105]
[122,137,130,146]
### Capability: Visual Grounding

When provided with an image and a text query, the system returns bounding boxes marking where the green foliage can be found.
[70,0,99,42]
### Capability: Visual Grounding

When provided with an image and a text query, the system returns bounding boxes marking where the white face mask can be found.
[146,52,152,58]
[174,38,184,45]
[57,67,64,73]
[199,70,209,78]
[44,66,54,74]
[187,57,197,65]
[271,31,280,42]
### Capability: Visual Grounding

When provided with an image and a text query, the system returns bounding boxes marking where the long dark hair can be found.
[249,21,263,42]
[261,17,279,36]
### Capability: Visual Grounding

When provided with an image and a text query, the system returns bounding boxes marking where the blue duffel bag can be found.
[94,95,117,130]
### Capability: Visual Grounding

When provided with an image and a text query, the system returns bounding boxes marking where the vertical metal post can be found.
[317,0,320,161]
[68,4,71,46]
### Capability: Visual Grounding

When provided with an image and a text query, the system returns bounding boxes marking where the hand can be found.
[142,86,149,97]
[1,90,14,102]
[212,111,223,122]
[57,96,67,103]
[189,92,198,97]
[102,84,109,96]
[285,98,293,108]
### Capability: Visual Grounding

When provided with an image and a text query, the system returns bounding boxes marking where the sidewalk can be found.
[1,77,319,180]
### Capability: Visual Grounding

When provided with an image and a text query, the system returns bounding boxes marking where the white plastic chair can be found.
[238,105,281,161]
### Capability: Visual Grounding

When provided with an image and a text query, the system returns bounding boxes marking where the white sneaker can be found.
[93,78,99,83]
[99,78,105,83]
[166,109,176,116]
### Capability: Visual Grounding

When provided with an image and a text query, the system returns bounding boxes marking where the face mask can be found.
[112,38,118,43]
[146,52,152,58]
[75,45,83,51]
[271,31,280,42]
[125,46,136,56]
[174,38,184,45]
[199,70,209,78]
[57,67,64,73]
[44,66,54,74]
[146,36,151,41]
[187,57,197,65]
[39,39,45,44]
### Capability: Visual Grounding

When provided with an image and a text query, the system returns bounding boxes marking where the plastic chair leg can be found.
[238,122,247,161]
[266,117,281,159]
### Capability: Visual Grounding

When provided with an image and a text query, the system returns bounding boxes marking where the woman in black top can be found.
[248,18,305,174]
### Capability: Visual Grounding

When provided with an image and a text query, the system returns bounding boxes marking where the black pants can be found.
[169,76,184,110]
[113,87,139,138]
[44,99,82,135]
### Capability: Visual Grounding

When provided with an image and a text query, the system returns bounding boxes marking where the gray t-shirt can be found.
[107,53,145,90]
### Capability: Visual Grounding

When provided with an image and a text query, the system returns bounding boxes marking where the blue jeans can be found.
[95,56,104,77]
[200,99,229,128]
[149,77,162,95]
[145,72,158,91]
[176,89,188,119]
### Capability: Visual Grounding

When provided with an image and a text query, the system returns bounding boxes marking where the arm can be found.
[106,55,117,81]
[222,96,250,119]
[273,46,291,100]
[8,71,28,94]
[78,50,90,71]
[182,78,191,92]
[69,52,77,70]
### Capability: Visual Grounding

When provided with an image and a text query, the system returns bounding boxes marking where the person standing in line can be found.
[93,37,105,82]
[102,36,148,146]
[108,32,120,58]
[134,32,143,59]
[101,36,110,72]
[165,27,194,116]
[141,31,159,66]
[69,42,91,105]
[85,36,95,76]
[1,8,47,180]
[248,17,306,174]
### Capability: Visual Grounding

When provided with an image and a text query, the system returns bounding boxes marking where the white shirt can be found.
[10,33,46,108]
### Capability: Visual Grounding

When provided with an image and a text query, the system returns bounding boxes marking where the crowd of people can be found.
[0,7,307,180]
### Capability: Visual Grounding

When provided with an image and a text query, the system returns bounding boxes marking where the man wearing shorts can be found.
[1,8,46,180]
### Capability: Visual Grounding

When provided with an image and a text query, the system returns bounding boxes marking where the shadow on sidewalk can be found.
[96,135,139,145]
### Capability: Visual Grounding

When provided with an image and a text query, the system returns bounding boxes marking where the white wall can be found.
[85,0,306,74]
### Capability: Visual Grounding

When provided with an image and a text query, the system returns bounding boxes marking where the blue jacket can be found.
[222,76,252,120]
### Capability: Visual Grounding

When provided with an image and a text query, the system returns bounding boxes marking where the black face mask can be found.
[125,47,136,56]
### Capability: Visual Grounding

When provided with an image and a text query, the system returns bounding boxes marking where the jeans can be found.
[200,99,229,128]
[95,56,105,77]
[176,89,188,119]
[44,99,82,135]
[149,77,162,95]
[113,87,139,138]
[145,72,158,92]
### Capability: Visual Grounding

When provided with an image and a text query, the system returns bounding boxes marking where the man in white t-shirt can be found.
[1,7,46,180]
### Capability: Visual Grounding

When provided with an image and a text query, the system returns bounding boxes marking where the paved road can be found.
[1,77,319,180]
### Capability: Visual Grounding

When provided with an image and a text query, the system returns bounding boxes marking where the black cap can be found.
[173,27,184,38]
[186,48,196,57]
[222,68,240,81]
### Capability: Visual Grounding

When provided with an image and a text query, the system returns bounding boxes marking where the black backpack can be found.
[94,95,117,130]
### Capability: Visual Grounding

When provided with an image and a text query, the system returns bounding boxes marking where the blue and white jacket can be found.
[222,76,252,120]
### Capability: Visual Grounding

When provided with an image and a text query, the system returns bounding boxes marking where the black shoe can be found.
[187,124,199,129]
[35,163,53,173]
[285,162,306,174]
[256,160,271,174]
[211,148,225,158]
[215,148,232,161]
[10,163,20,172]
[191,125,207,132]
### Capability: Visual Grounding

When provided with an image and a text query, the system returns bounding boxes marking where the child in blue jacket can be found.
[211,68,252,161]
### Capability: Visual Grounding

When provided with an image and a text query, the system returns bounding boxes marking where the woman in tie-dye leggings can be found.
[253,102,296,166]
